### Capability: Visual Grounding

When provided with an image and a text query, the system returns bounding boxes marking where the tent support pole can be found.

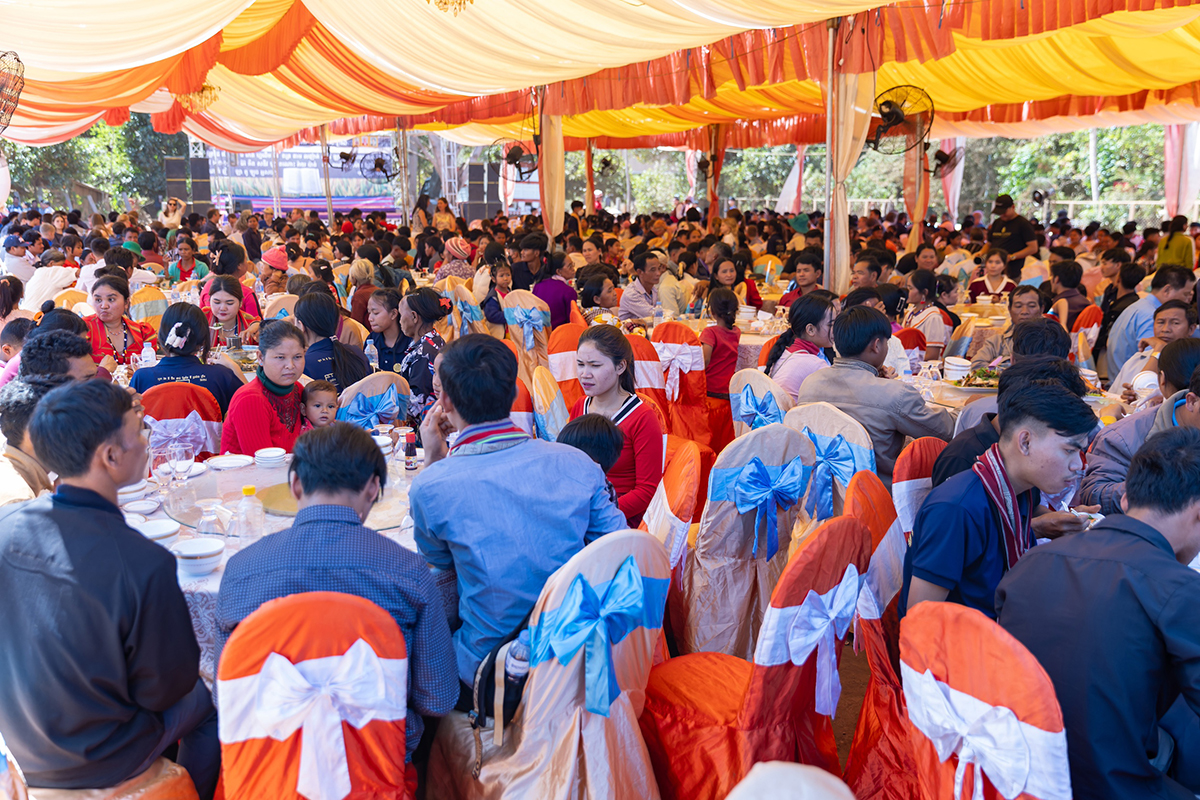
[823,17,838,290]
[270,147,282,217]
[396,120,411,226]
[319,124,334,224]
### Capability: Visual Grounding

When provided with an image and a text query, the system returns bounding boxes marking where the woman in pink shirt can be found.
[765,293,837,400]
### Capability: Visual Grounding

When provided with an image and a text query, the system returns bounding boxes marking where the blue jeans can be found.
[133,679,219,800]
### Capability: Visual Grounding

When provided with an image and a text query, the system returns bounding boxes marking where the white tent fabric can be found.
[539,114,566,237]
[1165,122,1200,217]
[830,71,876,294]
[941,137,966,221]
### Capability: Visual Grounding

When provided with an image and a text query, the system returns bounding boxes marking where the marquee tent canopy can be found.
[7,0,1200,150]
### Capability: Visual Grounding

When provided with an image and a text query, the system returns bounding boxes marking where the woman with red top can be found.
[220,321,307,455]
[199,241,262,320]
[704,252,762,313]
[699,288,741,453]
[569,324,663,526]
[967,249,1017,303]
[84,273,157,369]
[203,275,259,347]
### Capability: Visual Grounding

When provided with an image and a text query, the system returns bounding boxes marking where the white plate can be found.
[188,462,208,478]
[255,447,286,460]
[123,512,146,525]
[208,454,253,470]
[137,519,181,540]
[118,479,148,496]
[1131,370,1160,394]
[118,484,149,501]
[123,498,161,514]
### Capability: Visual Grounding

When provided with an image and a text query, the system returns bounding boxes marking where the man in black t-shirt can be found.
[988,194,1038,261]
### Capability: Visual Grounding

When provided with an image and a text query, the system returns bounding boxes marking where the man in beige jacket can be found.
[796,306,955,486]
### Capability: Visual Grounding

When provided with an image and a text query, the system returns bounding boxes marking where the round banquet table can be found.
[672,318,778,372]
[129,456,421,689]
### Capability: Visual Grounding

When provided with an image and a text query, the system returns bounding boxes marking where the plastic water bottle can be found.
[364,339,379,372]
[138,341,156,369]
[231,485,264,549]
[504,629,531,686]
[652,300,664,328]
[170,288,180,304]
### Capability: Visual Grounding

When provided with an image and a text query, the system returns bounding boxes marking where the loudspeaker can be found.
[165,156,187,209]
[189,158,211,215]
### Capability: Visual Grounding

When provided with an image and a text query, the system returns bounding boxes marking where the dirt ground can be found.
[833,645,873,766]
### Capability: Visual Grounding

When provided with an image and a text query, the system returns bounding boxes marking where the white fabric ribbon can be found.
[144,410,219,454]
[547,350,578,381]
[633,360,666,390]
[900,663,1072,800]
[218,639,408,800]
[643,481,690,568]
[856,518,907,622]
[652,341,705,401]
[753,562,862,717]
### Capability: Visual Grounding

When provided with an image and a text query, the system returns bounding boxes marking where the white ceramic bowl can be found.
[255,447,286,460]
[171,537,225,576]
[123,512,147,526]
[1131,370,1160,394]
[137,519,181,549]
[943,356,972,382]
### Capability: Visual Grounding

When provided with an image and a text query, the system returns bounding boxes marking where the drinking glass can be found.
[168,443,195,491]
[150,447,173,496]
[194,498,226,537]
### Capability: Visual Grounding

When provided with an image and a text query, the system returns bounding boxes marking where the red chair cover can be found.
[217,592,414,800]
[547,323,587,411]
[757,335,780,368]
[895,327,927,353]
[842,472,923,800]
[900,604,1071,800]
[629,334,669,420]
[664,434,715,523]
[1070,303,1103,334]
[511,376,535,436]
[651,321,710,447]
[140,382,223,460]
[640,516,873,799]
[892,437,947,542]
[641,437,702,569]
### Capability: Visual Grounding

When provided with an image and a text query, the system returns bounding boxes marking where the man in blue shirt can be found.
[217,423,457,762]
[901,379,1096,619]
[412,335,626,694]
[998,427,1200,798]
[1105,263,1194,378]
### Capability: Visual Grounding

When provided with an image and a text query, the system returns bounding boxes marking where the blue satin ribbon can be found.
[504,307,550,351]
[729,384,783,430]
[456,300,483,337]
[528,557,667,717]
[272,307,290,319]
[733,456,811,560]
[801,427,875,520]
[335,384,408,429]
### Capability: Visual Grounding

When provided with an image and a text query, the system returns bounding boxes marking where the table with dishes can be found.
[674,317,782,372]
[119,441,421,688]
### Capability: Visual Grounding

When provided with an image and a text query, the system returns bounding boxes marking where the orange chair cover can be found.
[650,322,710,447]
[428,530,669,800]
[511,376,535,436]
[670,423,815,659]
[900,603,1071,800]
[547,323,587,410]
[140,382,223,460]
[13,758,200,800]
[641,437,702,569]
[640,517,873,799]
[1070,303,1103,334]
[664,434,716,523]
[756,335,780,368]
[891,437,948,541]
[500,290,551,389]
[628,334,668,421]
[568,300,586,326]
[895,327,927,354]
[842,472,923,800]
[217,592,413,800]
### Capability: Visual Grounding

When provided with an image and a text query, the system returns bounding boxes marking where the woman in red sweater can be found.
[569,325,663,526]
[220,321,307,455]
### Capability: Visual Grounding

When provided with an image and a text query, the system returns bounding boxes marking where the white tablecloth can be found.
[130,457,420,688]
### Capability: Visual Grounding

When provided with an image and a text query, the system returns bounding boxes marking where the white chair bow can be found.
[219,639,409,800]
[753,562,862,718]
[144,410,212,453]
[652,341,705,401]
[900,663,1072,800]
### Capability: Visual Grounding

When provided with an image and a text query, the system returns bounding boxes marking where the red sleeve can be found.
[698,326,717,348]
[744,280,763,309]
[220,385,278,455]
[617,405,664,523]
[569,396,586,420]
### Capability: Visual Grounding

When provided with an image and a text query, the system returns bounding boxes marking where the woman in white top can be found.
[904,269,950,362]
[158,198,185,229]
[764,293,837,399]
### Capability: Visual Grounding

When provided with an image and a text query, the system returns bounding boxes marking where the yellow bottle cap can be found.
[242,485,256,496]
[1099,415,1117,426]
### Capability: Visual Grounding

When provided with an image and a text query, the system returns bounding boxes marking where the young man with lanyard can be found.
[998,427,1200,797]
[901,379,1096,620]
[411,335,626,704]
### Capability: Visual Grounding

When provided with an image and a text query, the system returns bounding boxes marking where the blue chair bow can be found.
[802,428,866,520]
[733,456,811,560]
[335,384,407,430]
[456,300,483,337]
[272,307,290,319]
[538,556,648,717]
[730,384,783,430]
[504,307,550,351]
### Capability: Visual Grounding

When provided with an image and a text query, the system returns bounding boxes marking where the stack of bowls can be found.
[137,519,181,549]
[254,447,286,468]
[170,538,226,577]
[373,434,394,459]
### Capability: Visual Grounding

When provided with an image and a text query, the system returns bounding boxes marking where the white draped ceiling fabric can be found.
[1164,123,1200,217]
[830,71,876,294]
[941,137,966,221]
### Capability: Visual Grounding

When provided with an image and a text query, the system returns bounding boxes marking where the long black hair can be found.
[764,293,837,374]
[158,302,210,360]
[208,240,244,276]
[578,324,636,395]
[293,292,370,390]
